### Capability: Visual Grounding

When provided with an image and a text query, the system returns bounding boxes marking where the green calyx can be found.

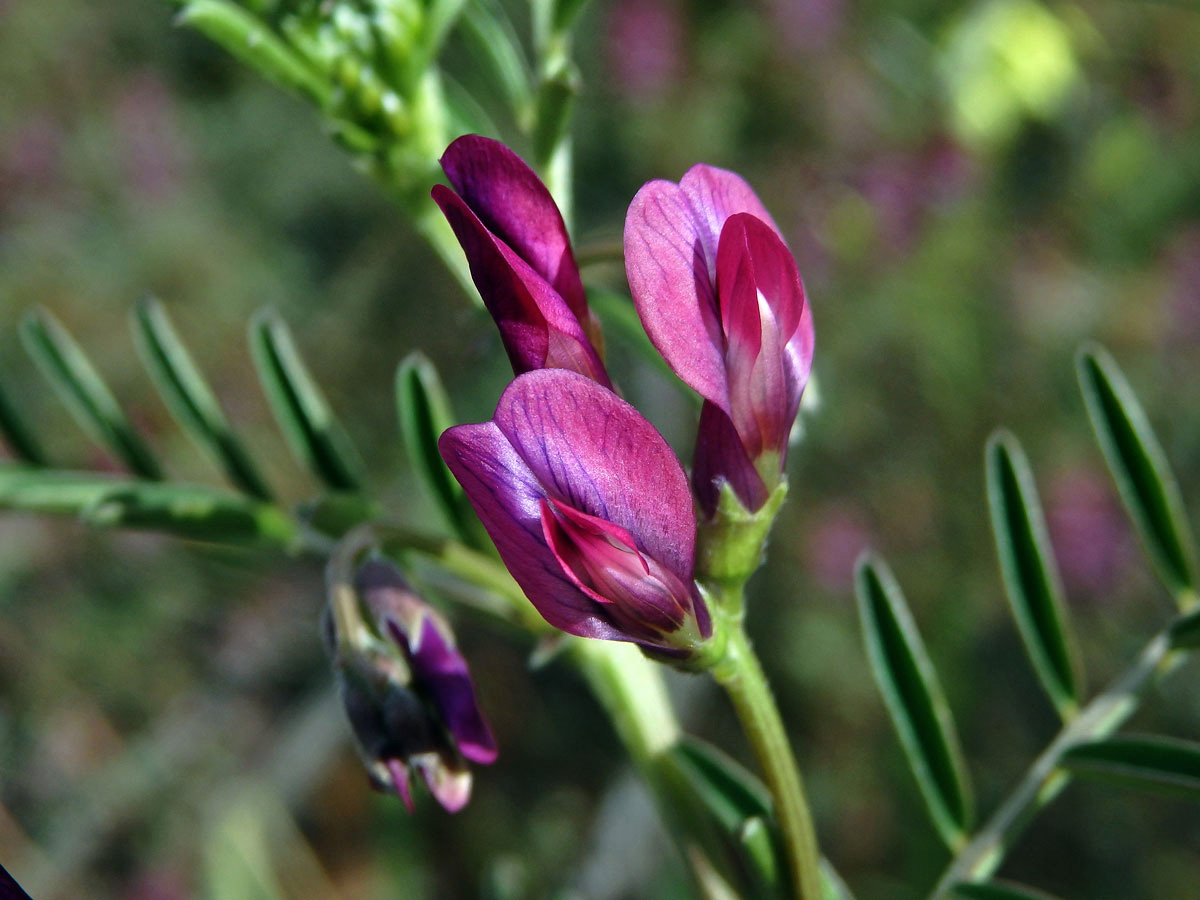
[696,479,788,592]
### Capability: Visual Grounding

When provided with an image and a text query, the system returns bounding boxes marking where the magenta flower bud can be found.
[325,560,497,813]
[432,135,609,386]
[438,369,711,656]
[624,164,814,514]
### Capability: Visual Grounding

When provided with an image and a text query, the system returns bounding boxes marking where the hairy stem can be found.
[713,623,822,900]
[929,629,1188,897]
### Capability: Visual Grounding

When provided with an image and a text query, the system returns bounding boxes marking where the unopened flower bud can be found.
[325,560,496,813]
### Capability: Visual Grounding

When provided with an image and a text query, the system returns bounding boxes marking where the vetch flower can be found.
[432,135,609,386]
[624,165,813,515]
[325,559,497,813]
[438,369,711,658]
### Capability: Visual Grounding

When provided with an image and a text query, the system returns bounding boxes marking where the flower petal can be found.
[402,616,498,765]
[491,369,697,582]
[438,419,626,641]
[440,135,588,324]
[541,498,689,642]
[624,164,782,409]
[692,400,769,515]
[433,185,609,386]
[717,213,810,456]
[624,177,728,406]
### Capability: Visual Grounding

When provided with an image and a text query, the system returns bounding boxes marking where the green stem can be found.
[928,629,1188,897]
[713,622,822,900]
[572,640,679,763]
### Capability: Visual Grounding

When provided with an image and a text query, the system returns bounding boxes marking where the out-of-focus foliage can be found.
[1,1,1199,899]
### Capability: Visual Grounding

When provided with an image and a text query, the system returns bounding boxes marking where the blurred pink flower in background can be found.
[804,502,871,593]
[769,0,845,52]
[115,73,187,201]
[858,138,974,255]
[606,0,685,102]
[1045,467,1133,597]
[1164,226,1200,342]
[0,114,64,212]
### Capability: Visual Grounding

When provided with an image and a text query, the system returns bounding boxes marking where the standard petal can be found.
[679,164,780,282]
[438,420,625,641]
[440,135,588,323]
[403,616,498,765]
[624,177,728,407]
[624,165,783,410]
[491,369,697,582]
[433,185,609,386]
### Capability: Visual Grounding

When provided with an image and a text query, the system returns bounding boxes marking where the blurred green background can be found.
[2,0,1199,898]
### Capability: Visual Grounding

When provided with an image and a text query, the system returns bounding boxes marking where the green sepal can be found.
[249,309,368,494]
[20,308,163,480]
[1060,734,1200,799]
[176,0,332,108]
[950,880,1065,900]
[696,480,787,590]
[1076,344,1198,606]
[132,297,273,500]
[395,353,474,542]
[854,553,974,849]
[985,431,1082,718]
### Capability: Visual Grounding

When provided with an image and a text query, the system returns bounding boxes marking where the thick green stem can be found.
[713,623,822,900]
[929,630,1188,897]
[572,640,679,763]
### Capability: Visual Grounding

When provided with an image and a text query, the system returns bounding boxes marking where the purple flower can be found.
[438,369,710,655]
[432,135,609,386]
[325,560,497,813]
[624,165,814,514]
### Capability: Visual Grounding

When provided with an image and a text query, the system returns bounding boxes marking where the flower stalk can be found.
[710,599,823,900]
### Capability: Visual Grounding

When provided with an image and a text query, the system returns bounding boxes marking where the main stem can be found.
[714,623,822,900]
[928,629,1187,898]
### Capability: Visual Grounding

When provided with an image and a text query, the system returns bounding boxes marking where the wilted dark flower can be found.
[439,369,710,657]
[625,165,814,514]
[432,135,609,386]
[0,863,33,900]
[325,560,496,813]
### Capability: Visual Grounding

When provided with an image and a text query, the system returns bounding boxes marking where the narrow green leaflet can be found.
[1077,345,1198,604]
[820,858,857,900]
[0,378,48,466]
[0,469,296,548]
[1060,734,1200,799]
[396,353,472,541]
[664,736,783,899]
[951,880,1065,900]
[985,431,1082,718]
[459,0,535,119]
[0,469,131,516]
[20,308,163,480]
[249,310,368,494]
[81,483,297,548]
[855,554,974,848]
[133,298,273,500]
[531,62,576,169]
[176,0,332,108]
[1168,606,1200,649]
